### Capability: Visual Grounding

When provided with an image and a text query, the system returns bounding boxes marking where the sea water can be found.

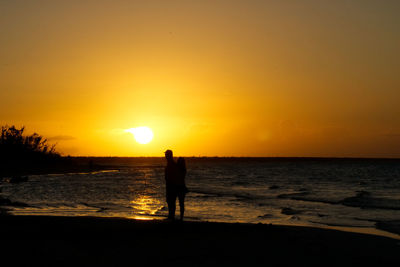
[2,158,400,238]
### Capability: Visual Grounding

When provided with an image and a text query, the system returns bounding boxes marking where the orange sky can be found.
[1,1,399,157]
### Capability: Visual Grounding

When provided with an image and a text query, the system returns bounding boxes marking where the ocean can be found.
[2,158,400,238]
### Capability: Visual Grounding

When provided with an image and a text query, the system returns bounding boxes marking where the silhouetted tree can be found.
[0,125,60,167]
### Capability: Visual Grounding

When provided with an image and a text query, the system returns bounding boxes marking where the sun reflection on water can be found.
[130,195,163,219]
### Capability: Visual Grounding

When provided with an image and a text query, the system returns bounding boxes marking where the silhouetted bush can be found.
[0,125,60,167]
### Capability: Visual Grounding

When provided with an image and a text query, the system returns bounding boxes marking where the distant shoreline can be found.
[0,163,119,178]
[70,156,400,160]
[0,156,119,178]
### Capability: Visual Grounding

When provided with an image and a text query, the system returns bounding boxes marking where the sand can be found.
[0,215,399,266]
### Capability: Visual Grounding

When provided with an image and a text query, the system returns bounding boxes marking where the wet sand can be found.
[0,215,399,266]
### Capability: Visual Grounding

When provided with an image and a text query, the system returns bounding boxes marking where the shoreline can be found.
[4,210,400,240]
[1,215,399,266]
[295,222,400,240]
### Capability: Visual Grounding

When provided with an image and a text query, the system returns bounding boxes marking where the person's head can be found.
[164,149,173,161]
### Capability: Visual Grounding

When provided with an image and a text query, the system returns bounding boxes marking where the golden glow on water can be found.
[130,216,155,221]
[130,195,162,216]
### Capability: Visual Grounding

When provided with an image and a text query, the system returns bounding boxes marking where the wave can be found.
[231,181,250,186]
[189,189,224,198]
[277,190,400,210]
[0,196,29,207]
[281,207,303,215]
[277,192,339,205]
[257,213,274,219]
[375,220,400,235]
[341,191,400,210]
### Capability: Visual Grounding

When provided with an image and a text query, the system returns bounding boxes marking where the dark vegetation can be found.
[1,125,60,162]
[0,125,111,178]
[0,125,61,176]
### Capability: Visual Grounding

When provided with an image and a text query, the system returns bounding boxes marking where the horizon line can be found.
[65,156,400,160]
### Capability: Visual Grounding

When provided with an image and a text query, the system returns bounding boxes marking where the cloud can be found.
[109,128,131,135]
[47,135,76,141]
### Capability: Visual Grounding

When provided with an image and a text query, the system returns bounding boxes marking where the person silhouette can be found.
[164,150,188,221]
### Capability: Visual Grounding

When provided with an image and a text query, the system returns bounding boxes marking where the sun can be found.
[126,127,154,144]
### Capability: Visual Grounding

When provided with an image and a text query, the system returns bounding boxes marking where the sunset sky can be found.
[1,0,399,157]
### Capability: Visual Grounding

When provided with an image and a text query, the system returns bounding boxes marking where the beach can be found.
[3,158,400,238]
[1,215,399,266]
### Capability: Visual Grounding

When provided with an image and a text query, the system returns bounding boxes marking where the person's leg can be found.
[167,189,177,220]
[178,192,185,221]
[168,200,176,219]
